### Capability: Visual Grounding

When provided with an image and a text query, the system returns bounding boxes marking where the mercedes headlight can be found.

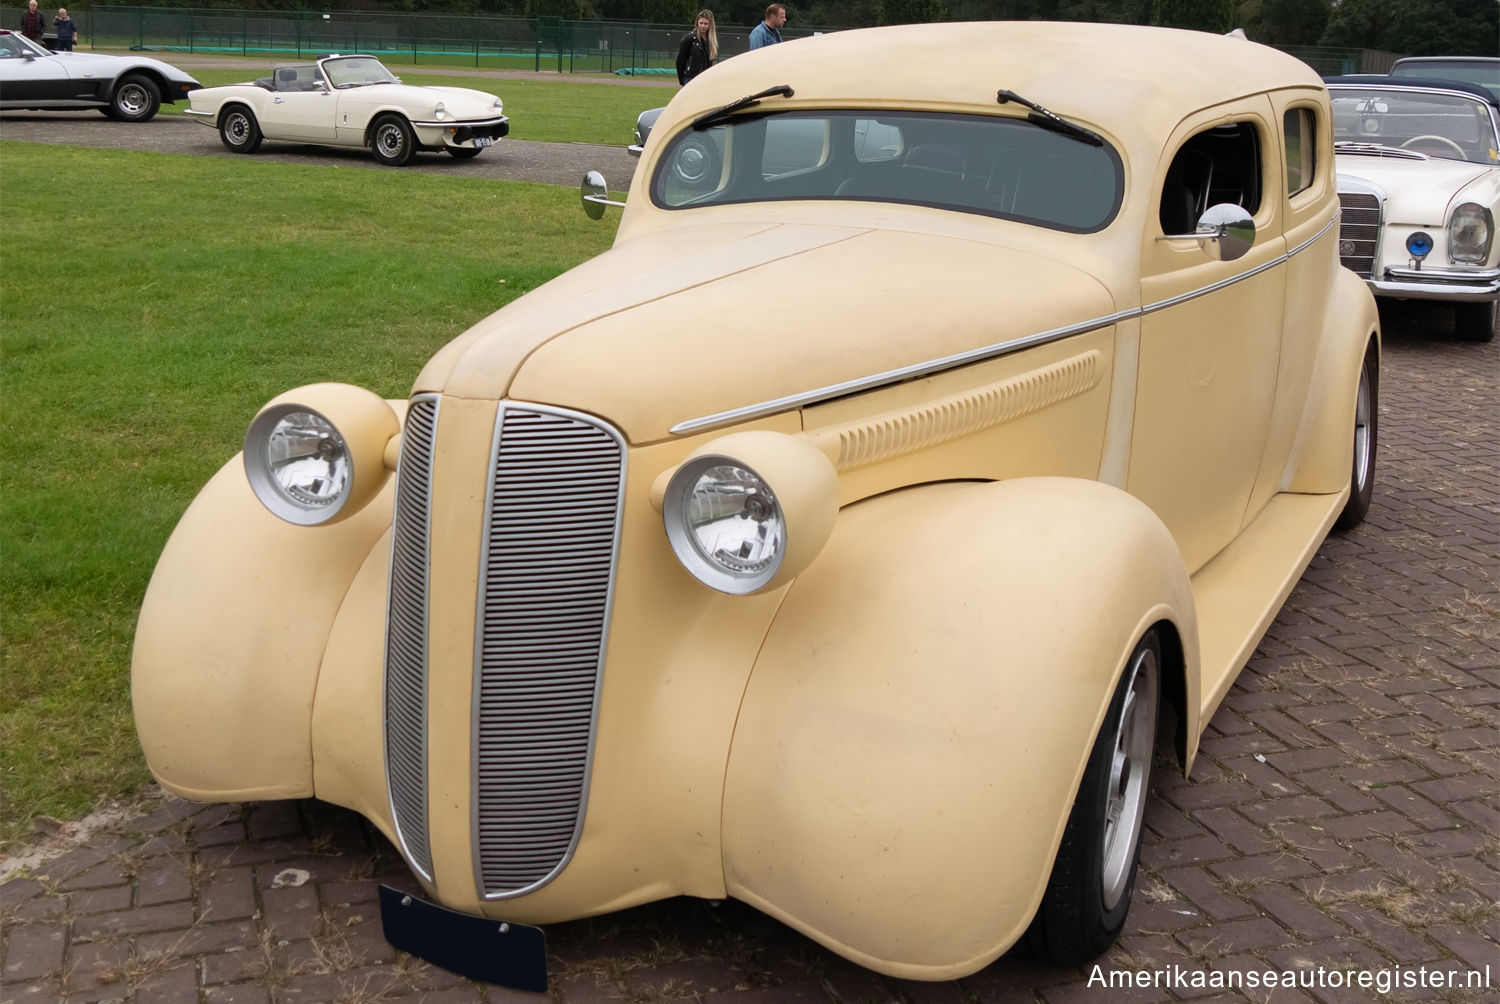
[244,383,400,526]
[661,432,838,595]
[1449,202,1493,264]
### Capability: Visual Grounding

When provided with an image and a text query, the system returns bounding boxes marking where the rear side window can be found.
[1284,107,1317,195]
[1158,122,1262,234]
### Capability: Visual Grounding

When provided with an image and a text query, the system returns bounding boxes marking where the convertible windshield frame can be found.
[649,108,1125,234]
[319,55,400,90]
[1328,86,1500,165]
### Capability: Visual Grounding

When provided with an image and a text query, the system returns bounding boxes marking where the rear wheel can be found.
[1027,631,1161,965]
[1455,301,1496,343]
[371,115,415,167]
[1334,341,1377,531]
[107,73,161,122]
[218,105,262,154]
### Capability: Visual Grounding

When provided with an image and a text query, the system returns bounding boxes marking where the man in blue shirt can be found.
[748,4,786,49]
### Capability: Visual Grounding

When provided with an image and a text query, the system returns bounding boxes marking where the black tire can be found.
[370,114,415,167]
[446,145,482,159]
[107,73,161,122]
[1027,631,1160,965]
[1455,301,1496,343]
[218,105,263,155]
[1333,340,1378,532]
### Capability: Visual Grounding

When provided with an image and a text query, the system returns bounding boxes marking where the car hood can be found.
[1336,155,1498,223]
[340,83,500,115]
[418,221,1116,443]
[52,51,189,79]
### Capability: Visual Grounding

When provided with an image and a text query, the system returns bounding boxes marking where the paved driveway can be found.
[0,107,1496,1003]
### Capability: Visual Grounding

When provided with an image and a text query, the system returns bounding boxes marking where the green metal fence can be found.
[10,7,1399,79]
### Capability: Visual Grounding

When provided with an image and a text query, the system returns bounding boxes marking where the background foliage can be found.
[70,0,1500,53]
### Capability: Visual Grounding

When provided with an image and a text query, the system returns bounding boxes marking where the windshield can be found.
[1330,87,1499,164]
[321,56,399,89]
[0,31,49,58]
[651,110,1123,233]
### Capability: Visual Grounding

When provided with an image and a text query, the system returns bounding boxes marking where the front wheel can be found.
[108,73,161,122]
[371,115,415,167]
[1027,631,1160,965]
[1333,340,1378,531]
[218,105,263,154]
[1455,301,1496,343]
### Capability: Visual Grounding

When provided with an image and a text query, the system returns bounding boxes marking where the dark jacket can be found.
[55,15,76,44]
[20,8,45,40]
[676,31,713,86]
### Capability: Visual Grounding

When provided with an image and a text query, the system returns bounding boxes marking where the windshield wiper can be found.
[691,85,794,131]
[996,89,1103,147]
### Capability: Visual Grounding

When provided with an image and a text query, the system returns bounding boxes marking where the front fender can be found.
[131,449,395,802]
[721,477,1197,980]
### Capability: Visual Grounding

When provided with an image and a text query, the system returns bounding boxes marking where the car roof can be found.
[680,22,1321,136]
[1392,56,1499,66]
[1324,74,1499,108]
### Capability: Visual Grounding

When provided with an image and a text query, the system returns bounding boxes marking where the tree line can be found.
[92,0,1500,55]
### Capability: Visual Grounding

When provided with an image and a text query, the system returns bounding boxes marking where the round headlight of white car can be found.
[1449,202,1493,264]
[662,432,839,595]
[244,383,400,526]
[433,101,448,121]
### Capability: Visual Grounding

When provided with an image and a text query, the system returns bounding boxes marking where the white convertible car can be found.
[184,54,509,166]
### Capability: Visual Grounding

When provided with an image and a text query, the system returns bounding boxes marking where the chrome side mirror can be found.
[581,170,626,220]
[1158,203,1255,262]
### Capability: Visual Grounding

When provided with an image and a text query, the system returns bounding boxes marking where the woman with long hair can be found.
[676,10,718,86]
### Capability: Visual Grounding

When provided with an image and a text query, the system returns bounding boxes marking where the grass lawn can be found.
[0,141,620,850]
[152,66,670,147]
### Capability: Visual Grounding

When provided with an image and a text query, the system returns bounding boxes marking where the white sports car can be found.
[0,28,200,121]
[184,54,509,166]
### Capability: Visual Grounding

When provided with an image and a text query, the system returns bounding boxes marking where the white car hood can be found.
[1336,154,1497,225]
[340,83,500,117]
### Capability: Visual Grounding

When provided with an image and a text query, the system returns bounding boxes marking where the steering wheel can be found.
[1401,134,1466,159]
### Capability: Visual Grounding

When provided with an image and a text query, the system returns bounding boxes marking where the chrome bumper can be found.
[1370,266,1500,303]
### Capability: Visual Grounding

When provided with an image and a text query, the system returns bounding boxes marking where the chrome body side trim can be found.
[670,214,1340,437]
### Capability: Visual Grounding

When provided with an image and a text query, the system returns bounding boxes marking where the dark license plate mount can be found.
[378,884,547,993]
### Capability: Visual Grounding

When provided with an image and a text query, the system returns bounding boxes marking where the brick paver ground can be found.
[3,302,1496,1003]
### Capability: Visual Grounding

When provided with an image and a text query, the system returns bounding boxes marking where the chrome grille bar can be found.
[1337,192,1381,279]
[384,394,440,884]
[473,404,625,899]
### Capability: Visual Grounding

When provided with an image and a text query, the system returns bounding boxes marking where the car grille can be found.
[383,399,625,900]
[1337,192,1381,279]
[385,394,440,883]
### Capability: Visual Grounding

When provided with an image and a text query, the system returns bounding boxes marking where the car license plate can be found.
[378,885,546,992]
[474,136,493,148]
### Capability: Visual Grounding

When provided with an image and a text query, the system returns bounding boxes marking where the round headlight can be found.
[244,383,400,526]
[1449,202,1493,264]
[433,101,448,121]
[1405,231,1434,259]
[662,432,839,595]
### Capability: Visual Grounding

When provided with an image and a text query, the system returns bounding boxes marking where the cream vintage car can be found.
[1327,75,1499,341]
[133,22,1378,992]
[182,54,508,166]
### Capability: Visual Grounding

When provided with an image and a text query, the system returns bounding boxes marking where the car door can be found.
[260,65,337,142]
[1128,99,1287,575]
[0,46,74,102]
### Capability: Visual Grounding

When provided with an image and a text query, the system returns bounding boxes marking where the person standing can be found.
[676,10,718,86]
[53,8,77,51]
[748,3,786,49]
[19,0,45,42]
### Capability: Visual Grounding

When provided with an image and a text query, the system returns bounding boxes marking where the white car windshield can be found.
[651,110,1123,233]
[321,56,399,89]
[0,31,50,59]
[1331,88,1499,164]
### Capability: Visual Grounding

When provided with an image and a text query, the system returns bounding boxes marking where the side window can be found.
[1158,122,1262,234]
[1284,107,1316,195]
